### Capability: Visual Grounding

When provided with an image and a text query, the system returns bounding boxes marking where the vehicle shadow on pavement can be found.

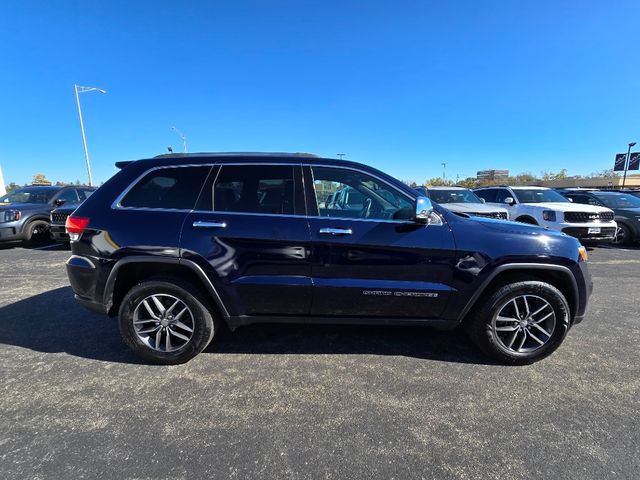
[0,286,494,365]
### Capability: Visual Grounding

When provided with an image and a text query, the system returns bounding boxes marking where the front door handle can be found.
[319,227,353,235]
[192,221,227,229]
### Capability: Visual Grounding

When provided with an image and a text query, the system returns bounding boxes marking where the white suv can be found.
[474,186,617,243]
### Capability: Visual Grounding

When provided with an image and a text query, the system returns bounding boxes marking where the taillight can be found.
[65,216,90,241]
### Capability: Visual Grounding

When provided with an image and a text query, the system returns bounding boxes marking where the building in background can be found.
[477,169,509,181]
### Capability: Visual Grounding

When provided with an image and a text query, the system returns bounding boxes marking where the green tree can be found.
[5,182,21,193]
[32,173,51,185]
[425,177,455,187]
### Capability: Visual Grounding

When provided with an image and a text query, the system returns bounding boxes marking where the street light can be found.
[441,162,446,180]
[171,126,187,153]
[74,84,106,186]
[337,153,346,160]
[622,141,637,190]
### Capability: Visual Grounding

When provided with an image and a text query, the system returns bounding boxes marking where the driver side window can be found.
[311,167,412,221]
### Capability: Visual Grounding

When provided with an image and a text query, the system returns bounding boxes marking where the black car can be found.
[65,153,592,365]
[0,185,95,245]
[50,188,97,242]
[560,190,640,245]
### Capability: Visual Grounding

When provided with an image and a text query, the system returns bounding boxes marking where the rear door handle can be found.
[192,221,227,229]
[319,227,352,235]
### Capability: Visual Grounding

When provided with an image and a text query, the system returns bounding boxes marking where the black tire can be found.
[23,219,50,245]
[118,277,217,365]
[466,281,570,365]
[612,223,632,246]
[515,216,538,225]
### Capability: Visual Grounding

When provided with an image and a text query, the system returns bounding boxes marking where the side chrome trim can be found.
[456,263,579,323]
[192,221,227,229]
[65,255,96,269]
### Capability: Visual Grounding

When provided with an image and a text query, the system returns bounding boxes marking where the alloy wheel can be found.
[492,294,556,354]
[133,294,195,352]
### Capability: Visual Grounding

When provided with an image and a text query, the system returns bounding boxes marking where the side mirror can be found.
[415,196,434,224]
[503,197,515,205]
[567,197,573,202]
[54,199,66,207]
[479,198,486,203]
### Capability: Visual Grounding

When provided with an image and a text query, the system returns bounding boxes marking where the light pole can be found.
[622,141,637,190]
[337,153,346,160]
[441,163,446,180]
[171,126,187,153]
[74,84,106,186]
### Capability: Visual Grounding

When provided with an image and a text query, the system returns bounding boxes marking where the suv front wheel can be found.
[467,281,570,364]
[118,278,216,364]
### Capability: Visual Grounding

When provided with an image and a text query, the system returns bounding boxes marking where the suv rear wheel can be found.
[466,281,570,364]
[118,278,216,364]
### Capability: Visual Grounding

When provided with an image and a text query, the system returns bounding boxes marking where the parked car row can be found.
[414,184,639,246]
[0,185,96,245]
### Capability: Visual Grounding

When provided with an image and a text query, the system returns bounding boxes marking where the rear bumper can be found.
[74,294,107,314]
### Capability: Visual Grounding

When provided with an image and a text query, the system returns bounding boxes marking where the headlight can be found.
[542,210,556,222]
[2,210,21,223]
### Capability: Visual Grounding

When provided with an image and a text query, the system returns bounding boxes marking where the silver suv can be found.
[416,186,509,220]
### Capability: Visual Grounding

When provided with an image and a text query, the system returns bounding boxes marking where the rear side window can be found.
[120,166,210,209]
[212,165,296,215]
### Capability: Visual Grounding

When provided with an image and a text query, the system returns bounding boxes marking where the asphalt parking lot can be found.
[0,243,638,479]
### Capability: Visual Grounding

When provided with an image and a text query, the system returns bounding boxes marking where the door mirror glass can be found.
[479,197,486,203]
[415,196,433,223]
[503,197,515,205]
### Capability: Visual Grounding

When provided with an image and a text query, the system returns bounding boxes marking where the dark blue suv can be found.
[66,153,592,365]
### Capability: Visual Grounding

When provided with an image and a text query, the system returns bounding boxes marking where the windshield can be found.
[0,187,59,204]
[429,189,482,204]
[513,189,569,203]
[594,192,640,209]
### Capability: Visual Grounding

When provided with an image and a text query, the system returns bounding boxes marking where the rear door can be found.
[305,165,456,319]
[181,163,313,317]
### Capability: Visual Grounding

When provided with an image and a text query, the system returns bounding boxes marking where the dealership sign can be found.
[629,152,640,171]
[614,153,627,171]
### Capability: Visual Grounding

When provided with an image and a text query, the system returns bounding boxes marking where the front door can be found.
[305,165,457,319]
[181,163,313,317]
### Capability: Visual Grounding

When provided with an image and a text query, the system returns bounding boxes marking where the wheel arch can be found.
[457,263,578,324]
[104,257,230,322]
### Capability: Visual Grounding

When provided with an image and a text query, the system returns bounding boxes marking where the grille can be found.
[51,212,70,223]
[564,211,614,223]
[473,211,508,220]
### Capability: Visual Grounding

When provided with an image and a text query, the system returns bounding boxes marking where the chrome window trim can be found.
[306,163,429,225]
[191,210,308,219]
[111,163,216,211]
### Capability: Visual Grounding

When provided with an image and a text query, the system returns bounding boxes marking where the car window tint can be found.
[476,189,497,202]
[213,165,295,215]
[57,189,79,203]
[120,166,210,209]
[77,189,95,201]
[311,167,412,221]
[494,189,512,203]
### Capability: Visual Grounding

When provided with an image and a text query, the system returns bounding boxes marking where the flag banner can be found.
[614,153,627,171]
[628,152,640,171]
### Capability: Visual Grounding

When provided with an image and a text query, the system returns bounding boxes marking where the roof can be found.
[509,186,549,190]
[115,152,365,170]
[152,151,320,159]
[426,186,468,190]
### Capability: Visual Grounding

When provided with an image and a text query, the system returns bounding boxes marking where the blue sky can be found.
[1,0,639,185]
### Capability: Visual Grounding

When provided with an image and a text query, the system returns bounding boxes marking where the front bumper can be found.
[561,226,616,242]
[50,224,69,242]
[0,220,24,242]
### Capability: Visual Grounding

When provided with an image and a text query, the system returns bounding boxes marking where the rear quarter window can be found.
[119,166,211,210]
